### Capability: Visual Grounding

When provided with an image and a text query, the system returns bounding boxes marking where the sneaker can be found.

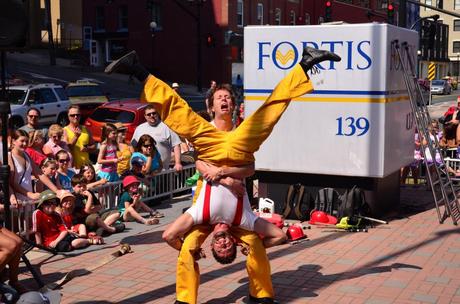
[104,51,139,74]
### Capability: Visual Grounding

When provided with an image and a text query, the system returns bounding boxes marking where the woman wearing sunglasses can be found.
[130,134,162,176]
[63,105,96,168]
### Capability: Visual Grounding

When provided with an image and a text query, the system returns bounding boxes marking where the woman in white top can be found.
[8,130,59,202]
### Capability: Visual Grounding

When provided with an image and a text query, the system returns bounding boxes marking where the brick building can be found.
[39,0,392,86]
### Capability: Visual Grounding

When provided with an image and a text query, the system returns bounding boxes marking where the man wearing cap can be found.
[105,47,341,304]
[131,104,183,172]
[172,82,180,93]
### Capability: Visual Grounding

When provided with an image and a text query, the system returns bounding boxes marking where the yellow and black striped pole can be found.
[428,62,436,81]
[428,62,435,105]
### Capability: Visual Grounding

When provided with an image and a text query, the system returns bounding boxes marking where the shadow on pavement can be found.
[114,226,458,303]
[203,263,421,304]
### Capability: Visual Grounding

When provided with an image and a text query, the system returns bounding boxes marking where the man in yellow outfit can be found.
[106,47,340,304]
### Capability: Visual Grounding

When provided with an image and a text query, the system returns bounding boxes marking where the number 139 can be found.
[336,117,370,136]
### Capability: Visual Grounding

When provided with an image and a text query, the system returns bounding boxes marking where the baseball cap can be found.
[131,156,145,167]
[172,82,179,89]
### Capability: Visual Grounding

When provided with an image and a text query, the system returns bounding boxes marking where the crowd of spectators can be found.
[0,88,246,297]
[401,104,460,185]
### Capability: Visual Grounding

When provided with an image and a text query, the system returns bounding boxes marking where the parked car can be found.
[84,99,147,143]
[431,79,452,95]
[6,83,71,129]
[66,80,109,121]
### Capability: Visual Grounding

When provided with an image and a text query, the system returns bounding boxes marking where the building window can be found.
[290,10,296,25]
[426,0,432,10]
[274,8,281,25]
[454,41,460,53]
[118,5,128,31]
[456,0,460,9]
[151,3,162,30]
[455,20,460,31]
[257,3,263,25]
[377,0,387,9]
[95,6,105,31]
[237,0,244,27]
[304,13,310,25]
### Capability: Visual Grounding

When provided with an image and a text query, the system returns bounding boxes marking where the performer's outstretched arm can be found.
[162,213,195,251]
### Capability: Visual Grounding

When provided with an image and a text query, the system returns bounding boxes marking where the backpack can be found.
[282,184,312,221]
[314,188,341,217]
[337,186,370,219]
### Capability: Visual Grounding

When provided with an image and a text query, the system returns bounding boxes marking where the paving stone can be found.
[336,259,356,265]
[425,276,450,284]
[383,279,408,288]
[411,293,438,303]
[413,251,434,257]
[63,285,87,294]
[438,261,460,268]
[337,285,364,294]
[113,279,138,288]
[447,247,460,253]
[364,299,392,304]
[315,249,336,255]
[102,268,128,275]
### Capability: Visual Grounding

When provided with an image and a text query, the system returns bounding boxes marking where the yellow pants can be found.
[141,64,313,303]
[175,224,274,303]
[141,64,313,168]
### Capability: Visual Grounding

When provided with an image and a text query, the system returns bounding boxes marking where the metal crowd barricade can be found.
[10,164,196,236]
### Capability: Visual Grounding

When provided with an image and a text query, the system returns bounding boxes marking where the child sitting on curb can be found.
[71,174,125,236]
[117,175,162,225]
[56,190,88,239]
[32,190,92,252]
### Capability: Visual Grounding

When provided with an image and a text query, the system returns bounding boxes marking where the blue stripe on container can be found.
[244,89,406,96]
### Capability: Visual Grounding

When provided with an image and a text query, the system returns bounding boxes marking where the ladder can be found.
[394,40,460,225]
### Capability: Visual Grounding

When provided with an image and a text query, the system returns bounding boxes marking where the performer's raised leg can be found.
[232,47,341,154]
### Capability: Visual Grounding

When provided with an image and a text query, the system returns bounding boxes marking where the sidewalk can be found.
[18,187,460,304]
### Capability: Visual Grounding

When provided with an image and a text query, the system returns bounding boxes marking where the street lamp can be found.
[410,14,439,30]
[417,49,422,78]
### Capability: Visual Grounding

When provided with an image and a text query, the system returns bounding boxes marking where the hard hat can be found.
[309,210,338,225]
[286,225,305,241]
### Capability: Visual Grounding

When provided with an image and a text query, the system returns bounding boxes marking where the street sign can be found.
[428,62,436,80]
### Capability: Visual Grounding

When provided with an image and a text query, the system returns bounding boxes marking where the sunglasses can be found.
[69,114,81,118]
[58,158,70,163]
[143,144,153,148]
[145,112,158,117]
[52,135,62,139]
[28,115,39,118]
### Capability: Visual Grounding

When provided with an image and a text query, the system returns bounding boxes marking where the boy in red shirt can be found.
[33,190,91,252]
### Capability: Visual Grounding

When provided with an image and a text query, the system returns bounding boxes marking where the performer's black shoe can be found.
[247,295,279,304]
[174,300,188,304]
[104,50,149,82]
[299,46,341,75]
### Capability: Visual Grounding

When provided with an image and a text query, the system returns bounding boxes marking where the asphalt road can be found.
[6,58,207,111]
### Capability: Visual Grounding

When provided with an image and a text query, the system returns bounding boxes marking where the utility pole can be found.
[44,0,56,66]
[399,0,407,28]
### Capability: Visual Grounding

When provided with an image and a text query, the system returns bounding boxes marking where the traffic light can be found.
[387,3,395,25]
[206,33,215,47]
[325,1,332,22]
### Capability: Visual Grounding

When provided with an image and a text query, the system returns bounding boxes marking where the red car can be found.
[84,99,147,142]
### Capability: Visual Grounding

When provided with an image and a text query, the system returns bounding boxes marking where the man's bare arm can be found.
[196,160,254,181]
[162,213,195,250]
